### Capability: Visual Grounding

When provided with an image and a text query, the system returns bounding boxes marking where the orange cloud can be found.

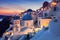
[0,5,25,15]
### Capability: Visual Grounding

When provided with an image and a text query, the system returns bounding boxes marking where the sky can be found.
[0,0,51,15]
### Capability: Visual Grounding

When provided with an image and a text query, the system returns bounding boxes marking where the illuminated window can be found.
[51,2,57,6]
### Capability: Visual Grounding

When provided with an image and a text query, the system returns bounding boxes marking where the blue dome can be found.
[26,9,33,12]
[13,16,20,20]
[22,13,32,20]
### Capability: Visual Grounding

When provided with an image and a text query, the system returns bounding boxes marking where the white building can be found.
[31,0,60,40]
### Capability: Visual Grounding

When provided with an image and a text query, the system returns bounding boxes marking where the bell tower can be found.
[13,20,20,32]
[13,16,20,35]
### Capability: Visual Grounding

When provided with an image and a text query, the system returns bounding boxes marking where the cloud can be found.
[0,4,26,15]
[0,7,9,10]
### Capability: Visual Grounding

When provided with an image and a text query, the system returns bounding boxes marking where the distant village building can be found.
[52,0,60,2]
[49,0,60,17]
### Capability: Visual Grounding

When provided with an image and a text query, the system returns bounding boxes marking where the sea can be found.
[0,18,3,22]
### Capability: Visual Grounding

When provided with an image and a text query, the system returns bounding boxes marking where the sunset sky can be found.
[0,0,51,15]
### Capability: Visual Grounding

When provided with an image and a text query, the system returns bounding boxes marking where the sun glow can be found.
[0,9,25,15]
